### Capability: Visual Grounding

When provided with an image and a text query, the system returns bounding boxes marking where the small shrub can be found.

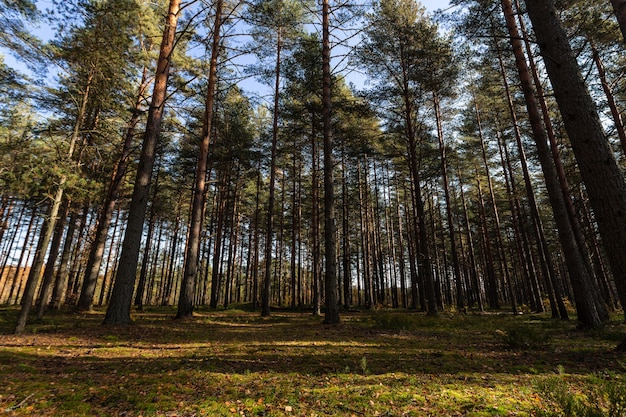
[496,324,551,350]
[534,373,626,417]
[360,356,368,375]
[371,311,416,331]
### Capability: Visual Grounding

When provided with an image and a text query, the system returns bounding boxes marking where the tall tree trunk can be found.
[104,0,181,325]
[51,209,79,309]
[322,0,339,324]
[476,108,514,311]
[503,0,608,327]
[210,178,227,308]
[99,211,121,306]
[177,0,223,319]
[515,0,600,320]
[78,68,150,312]
[458,166,483,312]
[36,200,69,319]
[311,116,321,316]
[14,69,90,334]
[251,160,262,309]
[591,44,626,155]
[291,148,300,309]
[66,204,91,304]
[401,87,436,315]
[341,145,351,309]
[433,93,464,311]
[261,26,283,317]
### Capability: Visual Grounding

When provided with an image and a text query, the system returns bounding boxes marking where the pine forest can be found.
[2,0,626,414]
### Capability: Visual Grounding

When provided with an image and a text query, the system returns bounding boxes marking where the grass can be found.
[0,306,624,416]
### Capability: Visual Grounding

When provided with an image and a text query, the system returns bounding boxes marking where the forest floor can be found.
[0,306,625,416]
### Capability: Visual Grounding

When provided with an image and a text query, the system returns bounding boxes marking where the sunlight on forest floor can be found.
[0,306,625,416]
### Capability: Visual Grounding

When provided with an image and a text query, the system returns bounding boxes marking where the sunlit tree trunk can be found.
[104,0,181,325]
[177,0,223,319]
[36,200,70,318]
[14,70,90,334]
[51,209,79,309]
[503,0,607,327]
[78,68,151,312]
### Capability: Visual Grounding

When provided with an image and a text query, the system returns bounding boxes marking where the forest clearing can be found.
[0,307,625,416]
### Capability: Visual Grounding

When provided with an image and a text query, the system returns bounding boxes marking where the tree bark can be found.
[104,0,181,325]
[433,93,464,311]
[176,0,223,319]
[527,0,626,316]
[78,68,150,312]
[321,0,339,324]
[504,0,608,327]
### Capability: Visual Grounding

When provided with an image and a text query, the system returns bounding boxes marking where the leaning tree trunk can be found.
[36,200,69,319]
[104,0,182,325]
[515,0,603,320]
[527,0,626,311]
[591,43,626,156]
[78,68,150,312]
[504,0,609,327]
[526,0,626,318]
[14,70,90,334]
[176,0,223,319]
[51,209,78,309]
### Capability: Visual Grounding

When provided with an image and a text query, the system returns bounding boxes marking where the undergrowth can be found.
[0,307,624,416]
[534,372,626,416]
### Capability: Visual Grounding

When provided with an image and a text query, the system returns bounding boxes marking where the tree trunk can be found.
[177,0,223,319]
[51,209,78,309]
[78,68,150,312]
[590,44,626,156]
[104,0,181,325]
[504,0,608,327]
[14,68,90,333]
[311,116,321,316]
[458,166,483,312]
[341,145,351,309]
[433,93,464,311]
[261,26,284,317]
[36,200,69,319]
[322,0,339,324]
